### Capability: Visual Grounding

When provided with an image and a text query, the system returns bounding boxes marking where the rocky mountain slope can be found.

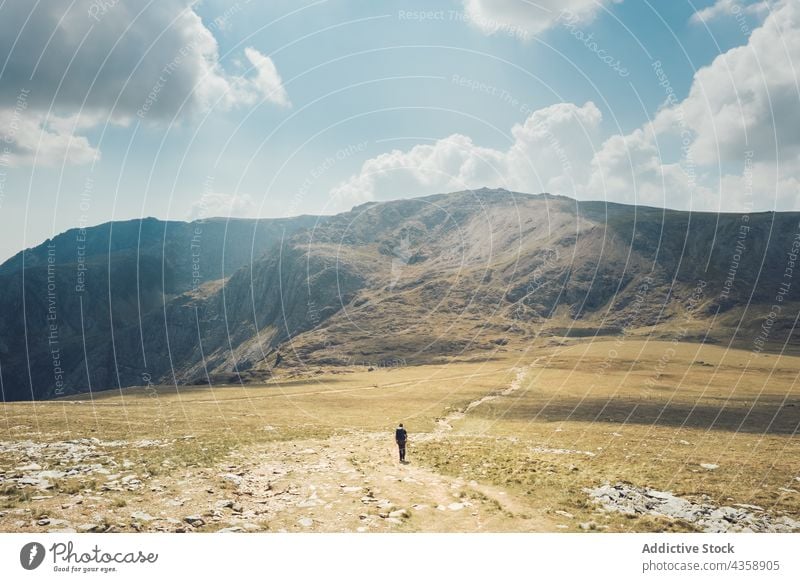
[2,188,799,400]
[0,215,319,400]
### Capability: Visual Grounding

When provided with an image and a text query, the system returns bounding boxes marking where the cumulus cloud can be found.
[0,102,100,167]
[334,0,800,212]
[330,102,603,204]
[664,0,799,166]
[462,0,617,38]
[238,48,291,108]
[0,0,289,166]
[585,126,718,208]
[592,0,800,209]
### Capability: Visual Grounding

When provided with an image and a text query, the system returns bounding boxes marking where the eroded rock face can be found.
[586,482,800,533]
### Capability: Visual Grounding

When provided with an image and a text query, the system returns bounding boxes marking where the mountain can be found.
[0,216,321,292]
[2,189,799,401]
[0,215,320,401]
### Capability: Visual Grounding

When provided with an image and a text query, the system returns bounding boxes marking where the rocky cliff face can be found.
[2,189,799,400]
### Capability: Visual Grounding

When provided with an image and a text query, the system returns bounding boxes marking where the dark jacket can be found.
[395,427,407,442]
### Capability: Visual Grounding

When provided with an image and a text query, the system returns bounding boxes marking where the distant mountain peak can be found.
[3,191,800,401]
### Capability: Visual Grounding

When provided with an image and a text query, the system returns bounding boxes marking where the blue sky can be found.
[0,0,796,262]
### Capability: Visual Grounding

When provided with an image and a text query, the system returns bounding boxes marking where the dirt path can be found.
[204,428,554,532]
[1,361,556,533]
[195,361,555,532]
[434,365,530,433]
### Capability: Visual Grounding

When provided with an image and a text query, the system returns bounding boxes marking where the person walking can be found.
[395,423,408,463]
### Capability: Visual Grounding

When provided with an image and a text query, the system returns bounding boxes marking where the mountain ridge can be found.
[2,188,799,401]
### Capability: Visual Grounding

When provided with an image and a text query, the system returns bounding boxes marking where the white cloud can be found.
[592,0,800,210]
[330,102,603,204]
[668,0,800,166]
[188,192,256,221]
[0,1,290,166]
[585,126,719,209]
[690,0,769,25]
[462,0,617,38]
[334,0,800,212]
[239,48,291,108]
[0,107,100,167]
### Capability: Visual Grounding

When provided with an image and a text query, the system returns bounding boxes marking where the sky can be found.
[0,0,797,262]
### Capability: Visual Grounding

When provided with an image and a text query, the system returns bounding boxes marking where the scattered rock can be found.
[184,515,205,527]
[587,482,800,533]
[700,463,719,471]
[131,511,155,522]
[530,446,595,457]
[37,518,51,526]
[215,499,235,509]
[18,477,53,490]
[217,526,244,533]
[447,502,465,511]
[297,517,314,528]
[554,510,574,519]
[388,509,410,519]
[220,473,243,487]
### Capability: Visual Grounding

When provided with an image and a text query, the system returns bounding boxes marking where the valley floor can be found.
[1,340,799,533]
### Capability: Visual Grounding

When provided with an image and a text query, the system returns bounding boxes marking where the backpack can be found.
[395,427,407,441]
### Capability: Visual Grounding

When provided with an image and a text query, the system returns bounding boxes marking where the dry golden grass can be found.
[1,340,798,532]
[1,360,520,472]
[416,340,800,531]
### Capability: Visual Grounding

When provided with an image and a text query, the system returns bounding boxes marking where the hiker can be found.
[395,423,408,463]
